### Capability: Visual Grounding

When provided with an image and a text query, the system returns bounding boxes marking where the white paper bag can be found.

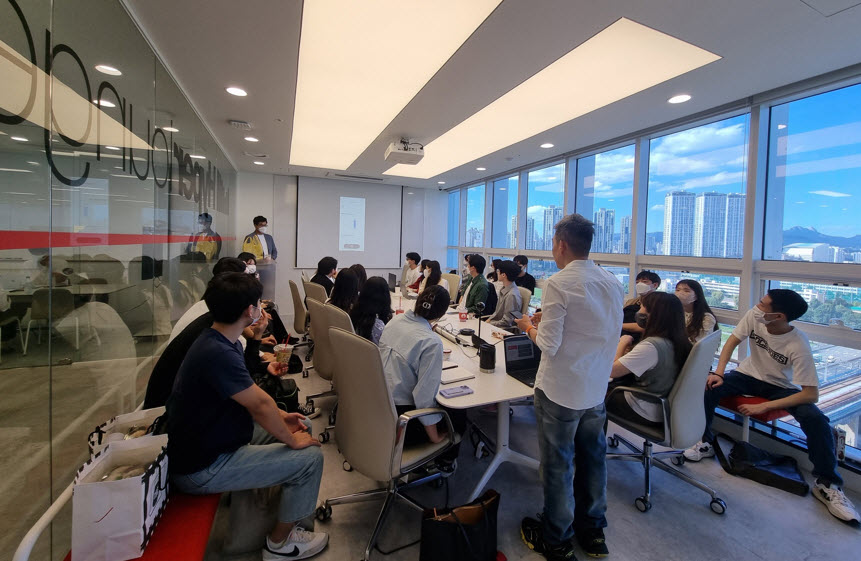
[72,435,169,561]
[88,406,166,457]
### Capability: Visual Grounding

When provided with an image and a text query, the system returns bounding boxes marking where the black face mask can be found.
[635,312,649,329]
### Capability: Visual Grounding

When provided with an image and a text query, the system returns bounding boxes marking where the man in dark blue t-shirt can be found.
[167,272,327,560]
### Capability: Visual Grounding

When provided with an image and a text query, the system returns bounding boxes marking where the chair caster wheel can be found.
[710,498,727,515]
[329,414,336,425]
[607,436,619,448]
[319,431,330,443]
[315,504,332,521]
[302,369,310,378]
[343,461,353,472]
[671,455,685,466]
[634,496,651,512]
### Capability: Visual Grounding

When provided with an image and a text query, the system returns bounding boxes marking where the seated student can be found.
[238,252,259,277]
[418,260,449,295]
[456,254,489,314]
[379,285,465,465]
[310,256,338,296]
[621,270,661,343]
[675,279,717,343]
[167,273,327,560]
[607,291,692,428]
[684,289,859,523]
[328,268,359,313]
[484,260,523,328]
[404,252,422,287]
[407,259,429,292]
[349,276,392,345]
[513,255,537,294]
[348,263,367,292]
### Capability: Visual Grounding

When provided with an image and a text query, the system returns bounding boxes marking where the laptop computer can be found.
[387,273,397,292]
[503,334,541,388]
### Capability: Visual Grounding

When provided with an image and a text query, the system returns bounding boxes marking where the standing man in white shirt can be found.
[515,214,624,560]
[684,289,859,524]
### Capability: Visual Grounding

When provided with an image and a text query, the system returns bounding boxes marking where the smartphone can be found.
[439,385,474,398]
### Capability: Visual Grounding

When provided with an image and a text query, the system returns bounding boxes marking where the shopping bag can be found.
[72,435,169,561]
[420,489,500,561]
[88,406,166,457]
[714,433,810,496]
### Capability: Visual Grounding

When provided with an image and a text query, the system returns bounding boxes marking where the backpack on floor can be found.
[714,433,809,496]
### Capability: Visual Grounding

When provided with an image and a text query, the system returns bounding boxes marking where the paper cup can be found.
[273,344,293,363]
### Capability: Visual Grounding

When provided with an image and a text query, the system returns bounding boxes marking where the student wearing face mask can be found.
[407,259,429,293]
[238,252,259,278]
[513,255,536,294]
[403,252,422,287]
[418,260,449,295]
[683,289,858,524]
[620,270,661,342]
[242,216,278,264]
[187,213,222,262]
[674,279,717,343]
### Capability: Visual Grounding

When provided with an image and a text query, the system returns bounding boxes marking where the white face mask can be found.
[635,282,653,296]
[245,264,257,275]
[258,226,268,234]
[423,269,429,278]
[676,292,695,305]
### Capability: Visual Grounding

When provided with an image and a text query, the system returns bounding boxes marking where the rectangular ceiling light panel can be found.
[290,0,501,170]
[385,18,721,179]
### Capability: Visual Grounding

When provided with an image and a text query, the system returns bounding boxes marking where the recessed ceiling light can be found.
[226,86,247,97]
[667,94,691,104]
[163,126,179,133]
[10,136,28,142]
[253,161,265,165]
[93,99,116,108]
[777,124,787,130]
[105,145,120,151]
[540,143,554,148]
[385,18,719,179]
[476,167,486,171]
[290,0,502,170]
[94,64,122,76]
[26,161,39,165]
[190,154,206,159]
[244,136,259,142]
[437,181,446,185]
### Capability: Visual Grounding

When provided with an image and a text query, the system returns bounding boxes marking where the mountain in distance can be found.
[781,226,861,250]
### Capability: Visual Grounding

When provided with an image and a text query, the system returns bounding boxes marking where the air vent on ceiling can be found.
[243,151,268,158]
[229,119,253,130]
[327,172,383,182]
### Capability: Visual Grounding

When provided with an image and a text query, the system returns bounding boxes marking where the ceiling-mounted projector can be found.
[385,138,424,165]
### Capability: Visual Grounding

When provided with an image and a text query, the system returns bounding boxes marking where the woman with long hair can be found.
[407,259,430,292]
[348,263,367,292]
[607,291,693,427]
[675,279,718,343]
[418,260,449,294]
[328,268,359,312]
[349,276,392,344]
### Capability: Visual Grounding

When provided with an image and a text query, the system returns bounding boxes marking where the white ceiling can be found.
[123,0,861,189]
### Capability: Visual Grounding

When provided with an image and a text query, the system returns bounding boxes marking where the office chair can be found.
[317,327,459,561]
[440,273,460,303]
[288,280,313,367]
[315,303,355,442]
[517,286,531,315]
[303,281,328,304]
[303,299,337,415]
[23,288,78,354]
[606,330,726,514]
[301,270,310,283]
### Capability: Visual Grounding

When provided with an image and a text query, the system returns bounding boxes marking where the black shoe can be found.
[575,528,608,558]
[521,517,577,561]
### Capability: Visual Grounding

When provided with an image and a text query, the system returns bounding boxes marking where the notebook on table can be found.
[503,334,541,387]
[441,360,475,384]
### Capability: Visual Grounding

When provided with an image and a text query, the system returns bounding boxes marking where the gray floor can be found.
[203,366,861,561]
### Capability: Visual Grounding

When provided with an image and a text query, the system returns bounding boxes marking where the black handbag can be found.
[419,489,499,561]
[714,433,810,496]
[256,375,300,413]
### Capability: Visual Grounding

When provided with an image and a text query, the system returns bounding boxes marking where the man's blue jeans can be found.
[171,421,323,523]
[704,370,842,487]
[534,389,608,545]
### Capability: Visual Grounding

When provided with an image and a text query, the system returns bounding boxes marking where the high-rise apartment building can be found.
[694,192,727,257]
[619,215,632,254]
[526,216,537,249]
[724,193,745,258]
[543,205,563,250]
[593,208,615,253]
[663,191,695,256]
[509,215,517,248]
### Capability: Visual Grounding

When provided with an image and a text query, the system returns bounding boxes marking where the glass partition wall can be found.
[447,79,861,463]
[1,1,237,558]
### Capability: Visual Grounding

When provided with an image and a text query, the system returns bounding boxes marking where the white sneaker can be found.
[813,482,860,524]
[263,526,329,560]
[683,441,715,462]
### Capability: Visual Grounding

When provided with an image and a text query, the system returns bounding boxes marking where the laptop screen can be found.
[387,273,396,292]
[503,334,541,373]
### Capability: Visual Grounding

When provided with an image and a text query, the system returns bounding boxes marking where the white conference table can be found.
[428,310,538,501]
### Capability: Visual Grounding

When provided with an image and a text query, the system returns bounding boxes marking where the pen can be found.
[442,365,458,371]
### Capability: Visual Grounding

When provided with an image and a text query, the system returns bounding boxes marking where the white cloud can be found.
[681,170,745,190]
[650,204,664,211]
[527,205,546,215]
[809,190,851,198]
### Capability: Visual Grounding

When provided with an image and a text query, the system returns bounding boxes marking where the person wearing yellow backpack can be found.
[187,213,222,262]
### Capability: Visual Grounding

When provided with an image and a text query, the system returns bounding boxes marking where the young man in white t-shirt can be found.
[684,289,858,523]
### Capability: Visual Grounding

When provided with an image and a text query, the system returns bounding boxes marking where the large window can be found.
[763,84,861,263]
[447,190,460,246]
[651,269,741,310]
[765,280,861,330]
[464,184,485,247]
[646,115,750,257]
[525,163,565,251]
[598,265,630,293]
[576,145,635,254]
[491,176,518,248]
